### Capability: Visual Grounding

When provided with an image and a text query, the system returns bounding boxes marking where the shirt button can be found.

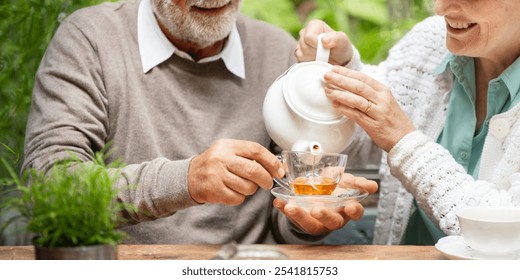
[490,119,509,139]
[460,152,469,160]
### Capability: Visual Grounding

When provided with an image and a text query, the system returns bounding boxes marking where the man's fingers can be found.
[222,173,259,195]
[232,141,284,179]
[227,157,274,189]
[283,204,325,234]
[344,202,365,221]
[274,199,367,235]
[340,173,379,194]
[310,207,348,231]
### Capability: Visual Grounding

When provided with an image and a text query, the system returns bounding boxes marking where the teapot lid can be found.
[283,62,344,123]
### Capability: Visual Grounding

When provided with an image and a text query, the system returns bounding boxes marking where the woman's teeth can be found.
[448,21,476,30]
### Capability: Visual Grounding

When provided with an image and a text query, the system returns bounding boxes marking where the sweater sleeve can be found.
[22,17,199,223]
[388,130,520,235]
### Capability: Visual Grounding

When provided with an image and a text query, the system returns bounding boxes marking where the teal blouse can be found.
[403,54,520,245]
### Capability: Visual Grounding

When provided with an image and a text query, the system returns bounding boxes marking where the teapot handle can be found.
[315,33,330,63]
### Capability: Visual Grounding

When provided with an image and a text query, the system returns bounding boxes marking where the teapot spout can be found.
[291,140,322,154]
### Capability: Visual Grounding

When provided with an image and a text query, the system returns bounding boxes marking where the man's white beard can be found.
[152,0,240,48]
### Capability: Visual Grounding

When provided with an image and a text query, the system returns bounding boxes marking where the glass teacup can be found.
[274,150,348,195]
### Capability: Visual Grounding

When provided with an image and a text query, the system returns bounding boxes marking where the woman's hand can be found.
[295,19,353,66]
[324,65,416,152]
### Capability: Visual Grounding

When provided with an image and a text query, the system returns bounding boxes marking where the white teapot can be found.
[263,34,356,153]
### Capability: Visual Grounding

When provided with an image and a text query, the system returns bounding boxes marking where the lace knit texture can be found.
[347,16,520,245]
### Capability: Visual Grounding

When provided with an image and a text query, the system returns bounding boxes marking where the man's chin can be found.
[183,22,235,47]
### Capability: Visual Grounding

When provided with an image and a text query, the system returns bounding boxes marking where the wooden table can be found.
[0,244,444,260]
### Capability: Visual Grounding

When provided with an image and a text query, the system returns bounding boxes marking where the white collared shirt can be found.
[137,0,245,78]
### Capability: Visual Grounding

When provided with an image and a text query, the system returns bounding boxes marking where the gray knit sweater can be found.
[22,0,314,244]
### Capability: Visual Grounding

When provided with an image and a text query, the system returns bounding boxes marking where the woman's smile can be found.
[445,18,477,35]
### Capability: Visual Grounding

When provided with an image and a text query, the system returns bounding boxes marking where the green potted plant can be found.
[0,151,131,260]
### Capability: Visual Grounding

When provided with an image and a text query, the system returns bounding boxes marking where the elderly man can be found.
[22,0,376,244]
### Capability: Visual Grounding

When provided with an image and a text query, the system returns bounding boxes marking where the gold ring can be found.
[364,100,373,114]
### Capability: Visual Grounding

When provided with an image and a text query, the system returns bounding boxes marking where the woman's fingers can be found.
[322,66,416,152]
[324,67,381,101]
[325,86,377,118]
[329,65,387,92]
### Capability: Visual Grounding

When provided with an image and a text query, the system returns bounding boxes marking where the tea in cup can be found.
[275,151,348,195]
[291,176,337,195]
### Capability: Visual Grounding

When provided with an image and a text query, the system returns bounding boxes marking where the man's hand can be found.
[273,173,378,235]
[188,139,284,205]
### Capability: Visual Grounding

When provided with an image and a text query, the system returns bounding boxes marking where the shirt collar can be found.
[137,0,245,79]
[499,56,520,101]
[433,53,454,75]
[434,53,520,102]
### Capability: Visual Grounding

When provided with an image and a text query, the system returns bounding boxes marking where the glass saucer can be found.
[270,186,368,210]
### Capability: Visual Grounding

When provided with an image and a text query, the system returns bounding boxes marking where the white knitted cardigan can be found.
[345,15,520,245]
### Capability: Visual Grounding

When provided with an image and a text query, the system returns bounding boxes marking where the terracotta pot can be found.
[34,244,117,260]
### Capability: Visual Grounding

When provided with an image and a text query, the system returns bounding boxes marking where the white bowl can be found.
[456,206,520,256]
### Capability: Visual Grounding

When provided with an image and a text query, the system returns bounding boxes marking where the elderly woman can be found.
[295,0,520,245]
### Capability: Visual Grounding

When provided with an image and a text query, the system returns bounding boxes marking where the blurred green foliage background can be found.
[0,0,433,182]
